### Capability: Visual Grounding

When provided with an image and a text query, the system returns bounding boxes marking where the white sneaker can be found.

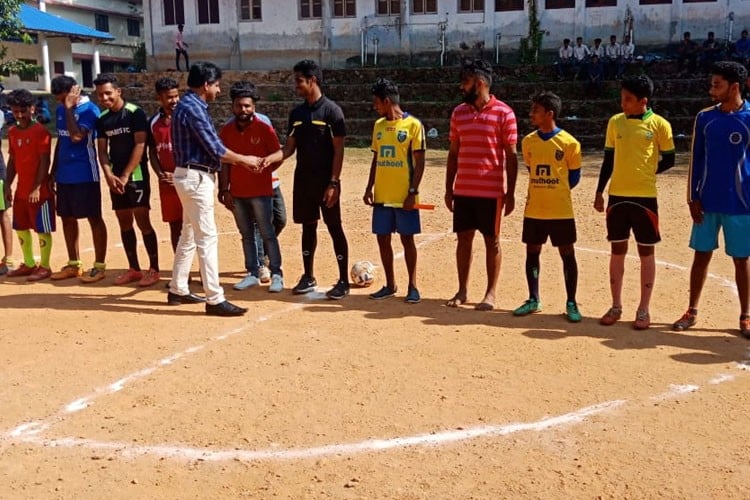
[269,274,284,293]
[259,265,271,284]
[234,273,260,290]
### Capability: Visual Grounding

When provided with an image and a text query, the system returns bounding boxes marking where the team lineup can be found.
[0,59,748,337]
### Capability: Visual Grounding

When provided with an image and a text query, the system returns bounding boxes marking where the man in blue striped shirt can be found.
[168,61,259,317]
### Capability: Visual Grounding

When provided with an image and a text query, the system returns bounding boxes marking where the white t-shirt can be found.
[573,44,590,61]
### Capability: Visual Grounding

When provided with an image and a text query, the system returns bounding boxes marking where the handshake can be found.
[234,154,278,173]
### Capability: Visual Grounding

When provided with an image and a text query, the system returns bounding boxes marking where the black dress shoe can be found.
[205,300,248,317]
[167,291,207,305]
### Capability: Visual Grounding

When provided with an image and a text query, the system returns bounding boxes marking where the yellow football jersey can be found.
[370,114,426,204]
[521,129,582,219]
[605,110,675,197]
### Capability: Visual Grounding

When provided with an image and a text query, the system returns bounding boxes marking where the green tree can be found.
[519,0,544,64]
[1,0,40,78]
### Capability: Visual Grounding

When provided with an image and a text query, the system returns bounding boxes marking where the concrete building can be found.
[143,0,750,70]
[2,0,144,91]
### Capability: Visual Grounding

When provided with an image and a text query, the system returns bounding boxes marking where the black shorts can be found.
[606,195,660,245]
[522,217,577,246]
[292,178,341,225]
[56,182,102,219]
[452,195,503,236]
[110,180,151,211]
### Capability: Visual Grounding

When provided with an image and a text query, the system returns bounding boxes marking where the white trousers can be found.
[170,167,225,305]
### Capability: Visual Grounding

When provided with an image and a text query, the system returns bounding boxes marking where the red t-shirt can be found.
[8,122,52,199]
[449,96,517,199]
[219,117,281,198]
[149,111,176,173]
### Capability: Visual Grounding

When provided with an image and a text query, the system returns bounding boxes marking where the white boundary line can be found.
[5,233,749,463]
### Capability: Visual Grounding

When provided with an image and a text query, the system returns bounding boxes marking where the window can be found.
[683,0,713,3]
[240,0,262,20]
[377,0,400,15]
[334,0,356,16]
[127,19,140,37]
[163,0,185,25]
[545,0,573,8]
[197,0,220,23]
[494,0,523,10]
[300,0,322,18]
[19,59,38,82]
[53,61,65,74]
[458,0,484,12]
[585,0,616,5]
[95,14,109,32]
[413,0,437,13]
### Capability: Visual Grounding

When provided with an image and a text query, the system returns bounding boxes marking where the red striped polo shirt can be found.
[449,96,517,199]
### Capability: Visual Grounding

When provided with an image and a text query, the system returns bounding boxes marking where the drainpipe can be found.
[438,22,446,67]
[373,37,379,66]
[494,32,502,64]
[727,11,735,51]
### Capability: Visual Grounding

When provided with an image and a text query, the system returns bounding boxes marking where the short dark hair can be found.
[460,59,493,86]
[594,38,602,43]
[155,77,179,93]
[50,75,77,95]
[621,74,654,101]
[708,31,715,37]
[93,73,119,87]
[229,81,261,102]
[531,91,562,120]
[563,38,570,44]
[293,59,323,86]
[683,31,691,38]
[371,78,400,104]
[6,89,35,108]
[710,61,748,86]
[187,61,222,88]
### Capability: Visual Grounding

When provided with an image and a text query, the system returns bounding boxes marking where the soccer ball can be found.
[350,260,376,287]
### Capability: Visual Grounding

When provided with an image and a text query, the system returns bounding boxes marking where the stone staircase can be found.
[113,63,709,150]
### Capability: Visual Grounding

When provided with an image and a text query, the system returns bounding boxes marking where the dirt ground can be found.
[1,147,749,499]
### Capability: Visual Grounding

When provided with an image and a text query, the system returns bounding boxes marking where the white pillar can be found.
[93,43,101,78]
[41,33,51,92]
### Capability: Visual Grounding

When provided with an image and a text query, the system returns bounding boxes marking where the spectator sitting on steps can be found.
[605,35,622,79]
[701,31,723,74]
[556,38,574,80]
[572,37,590,81]
[677,31,700,76]
[732,30,750,67]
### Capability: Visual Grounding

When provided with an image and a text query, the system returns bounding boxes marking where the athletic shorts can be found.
[689,212,750,258]
[453,195,503,236]
[110,180,151,211]
[158,182,183,223]
[56,182,102,219]
[522,217,576,246]
[292,180,341,225]
[606,195,660,245]
[372,204,421,236]
[0,180,6,211]
[12,197,56,233]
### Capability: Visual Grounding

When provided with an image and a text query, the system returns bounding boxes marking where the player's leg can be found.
[446,196,475,307]
[321,199,349,300]
[721,213,750,337]
[371,205,396,298]
[476,196,504,311]
[631,198,660,330]
[78,182,107,282]
[0,208,12,272]
[514,217,544,316]
[133,205,160,286]
[251,196,283,292]
[230,196,261,290]
[600,199,629,325]
[559,244,581,322]
[396,207,420,303]
[292,184,319,293]
[272,186,287,237]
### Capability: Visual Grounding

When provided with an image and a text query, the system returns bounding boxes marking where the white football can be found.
[350,260,376,287]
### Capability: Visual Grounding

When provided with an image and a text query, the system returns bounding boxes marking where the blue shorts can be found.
[372,204,421,236]
[689,212,750,258]
[56,182,102,219]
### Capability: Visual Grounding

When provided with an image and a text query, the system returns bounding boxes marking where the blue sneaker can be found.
[370,285,397,300]
[405,286,421,304]
[565,301,582,322]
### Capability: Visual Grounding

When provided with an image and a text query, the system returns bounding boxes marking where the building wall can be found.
[144,0,750,70]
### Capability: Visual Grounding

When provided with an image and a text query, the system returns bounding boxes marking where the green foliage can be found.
[132,42,146,71]
[0,0,39,78]
[519,0,544,64]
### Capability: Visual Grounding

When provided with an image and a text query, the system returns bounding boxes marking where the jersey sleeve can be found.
[657,116,675,153]
[261,122,281,154]
[79,103,100,133]
[500,108,518,146]
[132,107,149,134]
[688,113,705,202]
[604,116,616,150]
[370,121,379,153]
[567,136,582,171]
[37,125,52,155]
[521,134,532,168]
[448,107,459,143]
[329,105,346,137]
[411,118,426,151]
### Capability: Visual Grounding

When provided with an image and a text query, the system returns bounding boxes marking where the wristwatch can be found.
[408,187,418,195]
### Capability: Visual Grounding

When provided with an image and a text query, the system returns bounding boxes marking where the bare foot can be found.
[445,293,467,307]
[475,293,495,311]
